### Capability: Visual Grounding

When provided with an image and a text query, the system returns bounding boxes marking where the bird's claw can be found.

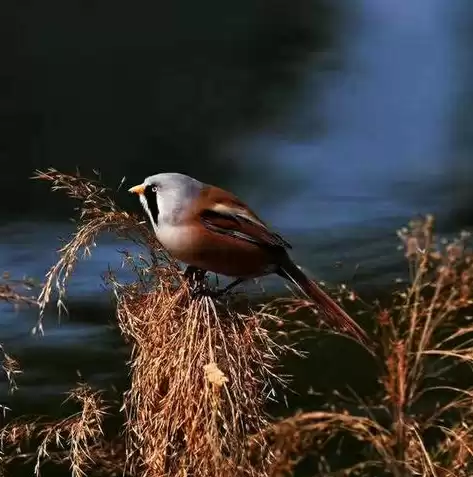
[190,286,221,300]
[182,266,234,300]
[183,266,207,283]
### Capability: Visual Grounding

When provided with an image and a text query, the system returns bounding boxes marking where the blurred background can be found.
[1,0,473,439]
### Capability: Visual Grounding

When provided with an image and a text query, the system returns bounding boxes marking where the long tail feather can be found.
[278,260,373,352]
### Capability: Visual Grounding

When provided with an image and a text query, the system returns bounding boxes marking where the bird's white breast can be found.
[156,223,196,257]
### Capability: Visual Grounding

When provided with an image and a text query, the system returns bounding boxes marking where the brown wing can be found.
[197,186,291,250]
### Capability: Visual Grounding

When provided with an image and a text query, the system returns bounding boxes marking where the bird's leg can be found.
[183,266,208,295]
[218,277,247,295]
[183,266,207,283]
[192,277,248,299]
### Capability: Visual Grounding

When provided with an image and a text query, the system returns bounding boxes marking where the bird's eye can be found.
[152,186,158,193]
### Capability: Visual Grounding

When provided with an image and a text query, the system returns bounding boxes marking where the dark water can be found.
[1,1,473,473]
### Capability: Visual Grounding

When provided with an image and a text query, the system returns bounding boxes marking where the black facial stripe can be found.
[144,185,159,225]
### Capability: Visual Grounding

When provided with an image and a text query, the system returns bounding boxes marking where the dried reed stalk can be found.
[0,273,38,307]
[262,216,473,477]
[112,271,289,476]
[31,168,177,333]
[0,383,111,477]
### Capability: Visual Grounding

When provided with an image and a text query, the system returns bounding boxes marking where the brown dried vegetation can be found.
[0,170,472,477]
[261,216,473,476]
[0,272,38,308]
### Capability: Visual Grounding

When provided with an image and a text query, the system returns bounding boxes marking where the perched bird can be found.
[129,173,371,349]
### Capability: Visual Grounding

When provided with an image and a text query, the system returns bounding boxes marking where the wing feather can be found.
[200,204,291,250]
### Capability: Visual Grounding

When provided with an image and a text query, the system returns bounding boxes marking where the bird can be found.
[128,172,372,350]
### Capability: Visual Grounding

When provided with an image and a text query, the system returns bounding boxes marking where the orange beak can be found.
[128,184,146,195]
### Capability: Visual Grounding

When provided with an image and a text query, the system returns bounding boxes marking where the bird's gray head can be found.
[128,172,204,228]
